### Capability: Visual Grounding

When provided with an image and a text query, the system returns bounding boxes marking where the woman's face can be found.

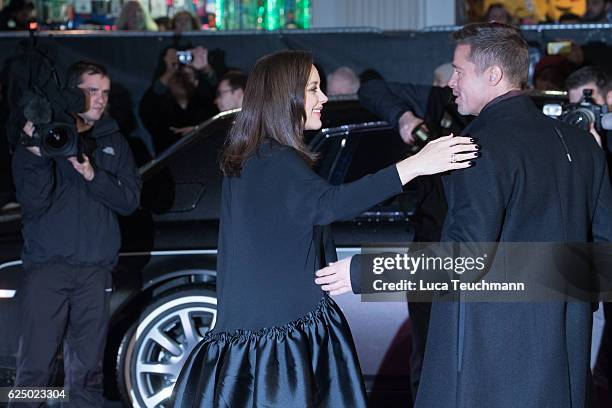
[304,65,328,130]
[174,12,194,32]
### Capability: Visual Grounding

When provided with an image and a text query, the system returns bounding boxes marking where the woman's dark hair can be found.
[220,50,317,177]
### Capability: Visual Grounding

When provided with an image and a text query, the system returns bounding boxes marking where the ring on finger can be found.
[451,153,457,163]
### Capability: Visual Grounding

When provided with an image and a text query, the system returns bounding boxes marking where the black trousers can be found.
[11,261,112,408]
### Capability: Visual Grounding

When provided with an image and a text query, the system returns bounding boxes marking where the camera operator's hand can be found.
[398,111,425,145]
[590,124,603,148]
[68,155,95,181]
[22,121,41,157]
[190,47,212,74]
[160,48,179,87]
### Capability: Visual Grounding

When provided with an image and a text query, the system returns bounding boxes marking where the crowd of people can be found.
[3,2,612,407]
[1,0,612,32]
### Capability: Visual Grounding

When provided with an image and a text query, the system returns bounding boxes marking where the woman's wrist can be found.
[396,156,420,185]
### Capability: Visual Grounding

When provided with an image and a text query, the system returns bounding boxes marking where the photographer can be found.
[565,65,612,405]
[10,61,141,407]
[139,46,218,155]
[565,66,612,151]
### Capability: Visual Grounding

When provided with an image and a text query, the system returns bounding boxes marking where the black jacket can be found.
[139,76,217,155]
[12,116,141,268]
[213,140,403,333]
[415,94,612,408]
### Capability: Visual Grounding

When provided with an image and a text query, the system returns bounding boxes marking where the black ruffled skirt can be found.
[171,295,367,407]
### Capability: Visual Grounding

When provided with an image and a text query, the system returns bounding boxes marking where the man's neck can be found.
[490,85,521,102]
[75,114,95,133]
[479,86,523,114]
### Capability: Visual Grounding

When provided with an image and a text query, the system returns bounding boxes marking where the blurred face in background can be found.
[486,5,512,24]
[78,73,110,124]
[122,1,144,30]
[169,65,197,102]
[568,81,605,104]
[586,0,607,19]
[215,79,244,112]
[173,11,197,32]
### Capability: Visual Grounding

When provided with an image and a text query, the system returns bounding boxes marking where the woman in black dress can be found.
[172,50,478,407]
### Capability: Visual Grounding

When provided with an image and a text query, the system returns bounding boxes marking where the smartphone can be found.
[547,41,572,55]
[176,50,193,64]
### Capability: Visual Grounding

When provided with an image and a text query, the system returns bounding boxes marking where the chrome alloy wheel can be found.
[122,293,217,408]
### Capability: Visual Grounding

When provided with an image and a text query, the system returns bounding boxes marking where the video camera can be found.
[543,89,612,132]
[7,28,86,158]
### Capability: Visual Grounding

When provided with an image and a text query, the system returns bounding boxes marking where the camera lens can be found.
[562,108,594,132]
[44,126,70,149]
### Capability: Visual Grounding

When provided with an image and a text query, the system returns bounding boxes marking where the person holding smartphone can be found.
[139,46,218,154]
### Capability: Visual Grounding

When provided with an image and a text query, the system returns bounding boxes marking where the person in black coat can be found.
[170,50,479,407]
[10,61,141,407]
[139,46,218,155]
[317,22,612,408]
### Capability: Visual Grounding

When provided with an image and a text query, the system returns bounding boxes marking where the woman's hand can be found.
[396,134,479,185]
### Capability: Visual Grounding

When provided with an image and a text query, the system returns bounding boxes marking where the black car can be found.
[0,93,568,407]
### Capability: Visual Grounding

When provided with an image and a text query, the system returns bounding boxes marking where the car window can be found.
[342,128,411,183]
[313,126,415,217]
[147,117,232,220]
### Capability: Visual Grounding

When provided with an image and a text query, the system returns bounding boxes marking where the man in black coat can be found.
[9,61,141,407]
[317,22,612,407]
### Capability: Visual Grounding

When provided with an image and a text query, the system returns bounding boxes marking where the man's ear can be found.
[488,66,503,86]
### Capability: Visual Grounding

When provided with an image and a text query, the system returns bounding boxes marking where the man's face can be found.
[568,81,605,104]
[587,0,606,17]
[448,44,491,116]
[214,79,243,112]
[78,73,110,124]
[488,6,511,24]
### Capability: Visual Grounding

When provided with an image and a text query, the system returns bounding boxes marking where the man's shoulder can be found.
[92,116,128,144]
[470,98,552,139]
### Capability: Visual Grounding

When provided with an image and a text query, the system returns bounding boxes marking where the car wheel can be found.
[116,287,217,408]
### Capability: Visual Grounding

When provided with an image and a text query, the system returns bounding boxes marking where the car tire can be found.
[115,286,217,408]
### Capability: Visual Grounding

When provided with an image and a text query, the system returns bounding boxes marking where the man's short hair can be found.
[327,66,360,95]
[66,61,109,88]
[452,22,529,88]
[220,70,247,91]
[565,66,611,94]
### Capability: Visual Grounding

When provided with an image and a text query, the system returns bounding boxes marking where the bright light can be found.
[0,290,16,299]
